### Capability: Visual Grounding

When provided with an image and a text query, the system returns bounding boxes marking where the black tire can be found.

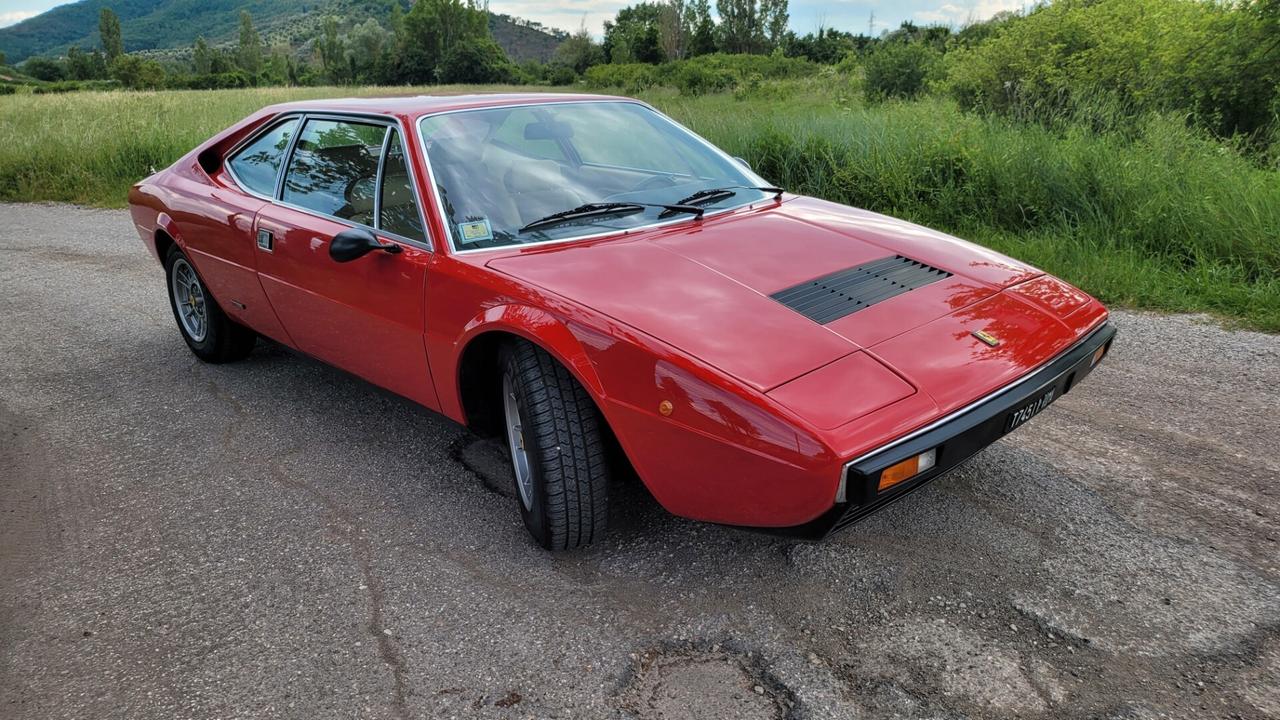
[163,245,256,363]
[500,340,610,550]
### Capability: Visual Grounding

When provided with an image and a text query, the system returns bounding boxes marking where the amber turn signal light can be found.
[878,448,937,491]
[1091,343,1108,367]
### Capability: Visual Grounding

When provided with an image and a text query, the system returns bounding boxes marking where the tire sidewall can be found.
[501,357,554,548]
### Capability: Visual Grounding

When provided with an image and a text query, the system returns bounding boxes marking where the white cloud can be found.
[913,0,1024,25]
[0,10,39,28]
[490,0,628,36]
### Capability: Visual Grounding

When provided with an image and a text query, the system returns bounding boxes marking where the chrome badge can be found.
[972,330,1000,347]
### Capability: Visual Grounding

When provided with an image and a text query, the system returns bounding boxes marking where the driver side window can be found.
[281,119,386,226]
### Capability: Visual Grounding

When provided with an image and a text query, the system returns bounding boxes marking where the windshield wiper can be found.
[659,185,785,218]
[520,201,704,234]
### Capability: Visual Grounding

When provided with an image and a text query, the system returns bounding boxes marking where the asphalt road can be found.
[2,203,1278,720]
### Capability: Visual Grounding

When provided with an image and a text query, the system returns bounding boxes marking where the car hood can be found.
[486,197,1045,393]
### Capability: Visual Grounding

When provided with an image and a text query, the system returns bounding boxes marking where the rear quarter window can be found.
[226,118,300,197]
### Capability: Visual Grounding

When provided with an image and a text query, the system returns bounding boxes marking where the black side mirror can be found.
[329,227,402,263]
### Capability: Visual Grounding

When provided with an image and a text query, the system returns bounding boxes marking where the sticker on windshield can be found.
[457,219,493,244]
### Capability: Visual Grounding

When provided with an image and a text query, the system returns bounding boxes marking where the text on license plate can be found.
[1004,388,1057,433]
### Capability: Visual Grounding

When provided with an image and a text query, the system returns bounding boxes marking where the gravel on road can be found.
[2,203,1277,719]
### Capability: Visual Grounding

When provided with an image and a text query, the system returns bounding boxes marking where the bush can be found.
[23,57,66,82]
[682,52,817,81]
[674,62,735,96]
[833,51,860,76]
[584,54,818,96]
[179,72,252,90]
[109,55,166,90]
[0,84,16,95]
[943,0,1279,143]
[437,38,513,84]
[863,43,941,102]
[30,79,122,94]
[545,63,578,86]
[583,63,658,93]
[732,75,799,102]
[33,82,81,94]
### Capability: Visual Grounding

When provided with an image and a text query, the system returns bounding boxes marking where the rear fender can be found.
[154,212,184,257]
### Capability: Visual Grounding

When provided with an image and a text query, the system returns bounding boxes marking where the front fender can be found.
[447,301,843,527]
[442,303,605,424]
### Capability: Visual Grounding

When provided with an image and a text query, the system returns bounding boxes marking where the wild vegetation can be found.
[0,0,1277,330]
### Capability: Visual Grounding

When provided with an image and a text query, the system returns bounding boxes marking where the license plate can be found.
[1004,387,1057,433]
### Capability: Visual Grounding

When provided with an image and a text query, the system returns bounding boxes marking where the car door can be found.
[179,116,300,345]
[252,114,440,411]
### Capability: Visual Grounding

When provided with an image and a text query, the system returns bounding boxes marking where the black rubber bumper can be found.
[780,321,1117,540]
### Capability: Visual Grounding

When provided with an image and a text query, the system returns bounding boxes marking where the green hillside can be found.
[0,0,564,63]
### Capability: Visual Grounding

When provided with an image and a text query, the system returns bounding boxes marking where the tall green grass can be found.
[0,85,537,205]
[1,81,1277,330]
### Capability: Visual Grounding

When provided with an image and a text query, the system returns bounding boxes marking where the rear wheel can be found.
[500,340,610,550]
[164,245,256,363]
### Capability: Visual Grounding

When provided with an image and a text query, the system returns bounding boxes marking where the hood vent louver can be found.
[771,255,951,324]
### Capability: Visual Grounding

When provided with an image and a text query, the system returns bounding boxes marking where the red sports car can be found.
[129,94,1114,550]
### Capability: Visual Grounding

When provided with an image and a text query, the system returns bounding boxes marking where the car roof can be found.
[262,92,637,119]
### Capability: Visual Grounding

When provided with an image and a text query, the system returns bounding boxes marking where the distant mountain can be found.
[0,0,566,64]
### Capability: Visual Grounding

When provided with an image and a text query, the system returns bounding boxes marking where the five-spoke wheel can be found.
[163,244,256,363]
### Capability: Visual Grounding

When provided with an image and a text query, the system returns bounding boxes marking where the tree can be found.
[438,37,512,83]
[23,57,66,82]
[686,0,717,56]
[658,0,686,60]
[760,0,788,49]
[604,4,667,63]
[0,51,6,68]
[238,11,263,76]
[193,37,213,75]
[317,16,348,83]
[263,41,292,85]
[394,0,489,83]
[347,19,391,84]
[99,8,123,61]
[110,54,166,89]
[782,26,863,63]
[553,26,605,74]
[716,0,760,53]
[66,47,108,80]
[863,42,939,101]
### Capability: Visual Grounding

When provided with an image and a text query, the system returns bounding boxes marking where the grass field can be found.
[1,80,1277,331]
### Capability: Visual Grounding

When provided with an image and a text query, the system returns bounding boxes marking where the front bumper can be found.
[780,321,1117,539]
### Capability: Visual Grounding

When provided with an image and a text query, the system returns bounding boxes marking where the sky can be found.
[0,0,1029,37]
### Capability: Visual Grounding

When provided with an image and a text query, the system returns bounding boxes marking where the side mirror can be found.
[733,156,752,171]
[329,227,402,263]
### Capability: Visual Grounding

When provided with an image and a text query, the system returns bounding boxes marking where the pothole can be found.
[451,435,515,498]
[619,645,793,720]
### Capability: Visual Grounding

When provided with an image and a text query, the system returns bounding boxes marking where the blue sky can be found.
[0,0,1029,37]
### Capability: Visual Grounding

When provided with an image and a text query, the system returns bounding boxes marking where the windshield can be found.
[419,101,770,251]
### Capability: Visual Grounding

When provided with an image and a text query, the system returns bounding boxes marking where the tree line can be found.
[8,0,823,90]
[5,0,1278,156]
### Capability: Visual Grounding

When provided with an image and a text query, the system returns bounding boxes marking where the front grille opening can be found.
[771,255,951,324]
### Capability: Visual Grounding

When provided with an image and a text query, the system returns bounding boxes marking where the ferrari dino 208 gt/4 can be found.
[129,94,1115,550]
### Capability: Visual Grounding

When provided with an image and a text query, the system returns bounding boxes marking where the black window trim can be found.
[224,110,434,252]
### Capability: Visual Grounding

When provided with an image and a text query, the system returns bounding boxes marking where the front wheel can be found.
[500,340,610,550]
[164,245,256,363]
